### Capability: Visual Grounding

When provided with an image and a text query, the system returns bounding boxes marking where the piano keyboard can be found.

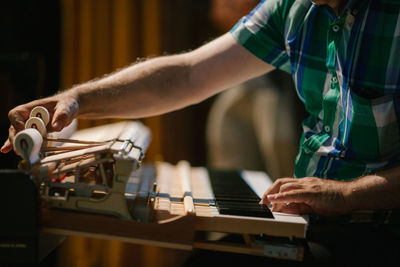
[126,162,273,221]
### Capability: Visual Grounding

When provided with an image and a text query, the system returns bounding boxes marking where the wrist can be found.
[341,180,358,212]
[64,86,83,118]
[344,174,387,211]
[343,178,367,212]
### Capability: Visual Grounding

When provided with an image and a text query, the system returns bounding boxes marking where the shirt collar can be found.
[309,0,365,19]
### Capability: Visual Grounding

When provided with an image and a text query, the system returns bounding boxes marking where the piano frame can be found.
[41,207,306,261]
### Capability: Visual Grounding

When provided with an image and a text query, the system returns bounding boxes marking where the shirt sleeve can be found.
[230,0,293,73]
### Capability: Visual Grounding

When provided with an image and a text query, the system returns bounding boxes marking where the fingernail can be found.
[1,144,9,153]
[53,121,61,131]
[267,194,275,200]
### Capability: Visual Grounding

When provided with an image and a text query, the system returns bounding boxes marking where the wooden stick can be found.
[43,150,76,156]
[178,161,195,214]
[41,144,101,152]
[44,137,108,145]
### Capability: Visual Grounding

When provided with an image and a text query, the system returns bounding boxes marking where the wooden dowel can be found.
[44,137,108,145]
[41,144,100,152]
[178,160,195,214]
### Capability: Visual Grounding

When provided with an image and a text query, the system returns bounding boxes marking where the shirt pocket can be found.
[346,90,400,162]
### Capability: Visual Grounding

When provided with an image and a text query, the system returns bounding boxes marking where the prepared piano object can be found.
[2,107,308,264]
[12,106,151,220]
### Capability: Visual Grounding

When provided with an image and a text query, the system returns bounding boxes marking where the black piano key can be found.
[211,196,260,202]
[219,204,273,218]
[216,201,261,208]
[208,169,273,219]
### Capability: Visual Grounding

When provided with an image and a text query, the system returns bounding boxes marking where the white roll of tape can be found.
[13,128,43,163]
[25,117,47,136]
[30,106,50,126]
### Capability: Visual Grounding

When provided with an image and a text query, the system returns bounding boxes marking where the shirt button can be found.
[332,25,340,32]
[324,125,331,133]
[332,77,338,83]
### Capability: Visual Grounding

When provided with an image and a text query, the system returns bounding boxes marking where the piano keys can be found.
[207,169,273,218]
[128,161,307,239]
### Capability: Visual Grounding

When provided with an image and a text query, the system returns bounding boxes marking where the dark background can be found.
[1,0,61,168]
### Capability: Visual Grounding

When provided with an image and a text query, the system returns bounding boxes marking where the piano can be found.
[1,107,309,264]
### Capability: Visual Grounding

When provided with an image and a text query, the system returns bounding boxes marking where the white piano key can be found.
[241,170,273,199]
[177,160,195,214]
[191,167,215,200]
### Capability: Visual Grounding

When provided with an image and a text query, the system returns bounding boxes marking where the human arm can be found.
[260,166,400,216]
[2,33,274,153]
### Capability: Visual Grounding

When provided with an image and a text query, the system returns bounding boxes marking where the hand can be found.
[260,177,352,216]
[1,92,79,153]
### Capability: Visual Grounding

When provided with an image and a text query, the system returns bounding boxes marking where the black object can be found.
[0,170,39,264]
[0,170,65,266]
[207,169,273,219]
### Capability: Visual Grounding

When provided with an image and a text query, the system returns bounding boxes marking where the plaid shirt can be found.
[231,0,400,180]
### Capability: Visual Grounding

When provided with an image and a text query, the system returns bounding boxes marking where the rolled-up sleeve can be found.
[230,0,292,72]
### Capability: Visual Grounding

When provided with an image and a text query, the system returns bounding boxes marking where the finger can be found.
[268,178,296,194]
[1,139,12,153]
[279,203,314,215]
[273,202,295,213]
[9,126,18,154]
[271,202,287,212]
[261,178,295,204]
[50,100,79,132]
[8,109,28,132]
[271,203,280,212]
[259,196,268,205]
[267,189,309,204]
[265,182,304,207]
[51,106,70,132]
[2,126,17,154]
[279,182,303,193]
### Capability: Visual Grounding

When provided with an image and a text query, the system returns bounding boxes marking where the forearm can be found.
[2,34,272,153]
[66,33,272,120]
[68,55,194,119]
[347,166,400,211]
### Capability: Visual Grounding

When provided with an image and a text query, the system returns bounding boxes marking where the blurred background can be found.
[2,0,265,266]
[1,0,224,170]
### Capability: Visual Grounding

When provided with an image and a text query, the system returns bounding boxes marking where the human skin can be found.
[4,0,399,216]
[260,168,400,215]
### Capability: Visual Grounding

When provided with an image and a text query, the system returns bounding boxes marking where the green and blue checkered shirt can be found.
[231,0,400,180]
